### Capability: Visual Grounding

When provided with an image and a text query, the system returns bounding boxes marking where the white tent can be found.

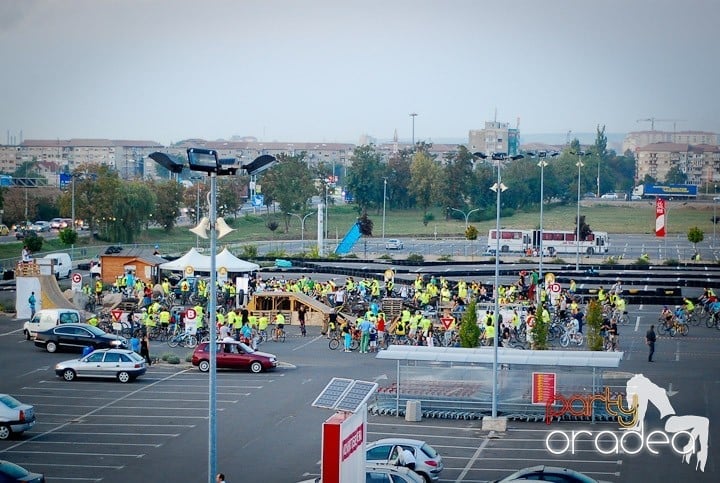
[216,248,260,272]
[158,247,208,272]
[159,247,259,273]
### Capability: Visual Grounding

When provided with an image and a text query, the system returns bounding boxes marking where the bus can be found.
[486,229,610,255]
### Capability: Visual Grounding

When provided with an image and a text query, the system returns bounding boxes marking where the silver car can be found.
[366,438,443,483]
[55,349,147,383]
[0,394,36,440]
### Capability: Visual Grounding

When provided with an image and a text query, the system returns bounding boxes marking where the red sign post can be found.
[532,372,557,405]
[655,198,666,237]
[111,309,123,322]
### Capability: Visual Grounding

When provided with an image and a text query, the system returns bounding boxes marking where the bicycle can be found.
[272,324,286,343]
[168,331,197,348]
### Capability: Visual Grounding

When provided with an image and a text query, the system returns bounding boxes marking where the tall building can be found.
[468,121,520,156]
[635,143,720,185]
[623,130,718,154]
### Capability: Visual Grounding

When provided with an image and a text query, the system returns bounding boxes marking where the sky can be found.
[1,0,718,146]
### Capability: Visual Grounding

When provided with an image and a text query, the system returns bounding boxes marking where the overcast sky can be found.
[1,0,717,145]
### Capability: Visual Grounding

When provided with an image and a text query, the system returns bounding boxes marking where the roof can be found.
[375,346,624,368]
[101,248,167,265]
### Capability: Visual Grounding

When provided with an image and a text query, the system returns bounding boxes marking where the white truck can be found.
[36,253,72,279]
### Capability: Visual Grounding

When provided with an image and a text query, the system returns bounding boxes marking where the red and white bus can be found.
[486,229,610,255]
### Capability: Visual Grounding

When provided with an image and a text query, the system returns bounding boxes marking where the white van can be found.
[23,308,81,340]
[37,253,72,279]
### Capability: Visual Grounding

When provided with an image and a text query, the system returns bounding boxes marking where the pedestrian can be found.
[298,305,307,337]
[28,291,36,318]
[646,324,656,362]
[342,322,352,352]
[140,334,151,365]
[21,245,32,262]
[396,446,416,471]
[216,473,226,483]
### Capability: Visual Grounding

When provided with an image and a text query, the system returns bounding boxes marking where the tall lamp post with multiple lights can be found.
[573,151,590,270]
[409,112,418,147]
[288,211,314,252]
[475,151,523,420]
[382,177,388,241]
[526,151,559,291]
[149,150,276,483]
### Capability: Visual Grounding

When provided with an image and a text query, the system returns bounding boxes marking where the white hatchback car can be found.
[366,438,444,482]
[385,239,404,250]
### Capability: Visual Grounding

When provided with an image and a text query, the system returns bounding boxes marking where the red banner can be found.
[655,198,666,237]
[532,372,556,405]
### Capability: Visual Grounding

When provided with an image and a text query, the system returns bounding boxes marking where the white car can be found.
[366,438,444,482]
[55,349,147,383]
[385,239,404,250]
[600,193,618,200]
[0,394,36,440]
[297,463,425,483]
[30,221,51,232]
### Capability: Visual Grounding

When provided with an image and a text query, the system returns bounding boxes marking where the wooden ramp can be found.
[249,291,346,326]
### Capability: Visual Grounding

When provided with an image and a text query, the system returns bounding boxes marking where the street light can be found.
[573,151,590,270]
[483,151,523,421]
[149,149,276,483]
[449,207,480,230]
[288,211,314,251]
[410,112,418,147]
[713,185,718,247]
[526,151,559,294]
[382,177,388,241]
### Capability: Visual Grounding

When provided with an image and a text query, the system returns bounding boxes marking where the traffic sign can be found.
[186,308,197,320]
[72,273,82,283]
[71,272,83,292]
[440,315,454,330]
[111,309,123,322]
[549,283,561,293]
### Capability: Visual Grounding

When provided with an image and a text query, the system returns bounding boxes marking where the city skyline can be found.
[1,0,718,146]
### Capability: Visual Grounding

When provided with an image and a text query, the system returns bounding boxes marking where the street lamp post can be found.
[449,207,480,230]
[382,177,388,241]
[714,185,718,247]
[288,211,314,251]
[410,112,418,147]
[526,151,559,294]
[574,151,588,270]
[149,149,275,483]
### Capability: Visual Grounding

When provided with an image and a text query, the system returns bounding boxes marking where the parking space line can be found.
[293,334,324,351]
[368,430,479,441]
[19,463,123,470]
[455,434,491,482]
[40,413,212,419]
[34,423,196,428]
[43,431,181,437]
[0,368,193,455]
[26,441,163,447]
[3,450,144,457]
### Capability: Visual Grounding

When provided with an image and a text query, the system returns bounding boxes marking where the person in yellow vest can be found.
[597,286,606,304]
[232,309,243,340]
[440,286,451,303]
[179,279,191,304]
[419,316,432,336]
[94,278,103,303]
[162,278,171,297]
[157,308,169,328]
[87,314,99,327]
[484,317,496,345]
[401,309,411,326]
[193,304,204,328]
[248,313,258,330]
[148,300,161,316]
[216,310,225,329]
[408,312,421,340]
[228,282,237,309]
[394,316,407,343]
[274,312,286,340]
[258,314,269,340]
[457,281,468,302]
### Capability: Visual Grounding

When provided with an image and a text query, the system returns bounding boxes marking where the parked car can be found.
[14,228,32,240]
[55,349,146,383]
[34,323,127,353]
[366,438,444,483]
[0,224,10,236]
[49,217,66,230]
[0,394,36,440]
[385,239,404,250]
[600,193,618,200]
[30,221,51,232]
[191,341,277,373]
[493,465,611,483]
[23,308,82,340]
[0,460,44,482]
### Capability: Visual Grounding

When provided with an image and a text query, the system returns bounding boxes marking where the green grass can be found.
[4,201,714,262]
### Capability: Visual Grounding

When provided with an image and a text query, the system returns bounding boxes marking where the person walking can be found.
[358,316,372,353]
[140,334,151,365]
[646,325,656,362]
[28,291,36,318]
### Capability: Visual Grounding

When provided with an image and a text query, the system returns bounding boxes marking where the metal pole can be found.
[597,159,600,198]
[71,175,76,260]
[492,161,501,419]
[575,158,583,270]
[208,171,218,483]
[538,160,547,292]
[196,181,201,248]
[382,178,387,241]
[410,113,417,146]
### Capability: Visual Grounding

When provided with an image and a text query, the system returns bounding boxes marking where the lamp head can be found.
[187,148,219,173]
[243,154,277,175]
[149,152,185,174]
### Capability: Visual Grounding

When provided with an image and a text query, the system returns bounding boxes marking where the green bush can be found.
[586,299,604,351]
[184,354,193,363]
[58,228,78,245]
[344,253,358,259]
[465,225,478,240]
[406,253,424,263]
[459,301,480,348]
[438,254,453,262]
[24,232,43,252]
[166,355,181,364]
[265,249,287,258]
[663,258,680,266]
[634,257,650,266]
[531,303,549,350]
[422,213,435,226]
[160,352,172,361]
[379,254,393,261]
[240,244,258,259]
[604,256,618,265]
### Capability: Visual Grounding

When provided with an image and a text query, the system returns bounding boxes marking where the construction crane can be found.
[636,118,686,131]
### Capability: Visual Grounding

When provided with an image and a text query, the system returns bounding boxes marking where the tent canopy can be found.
[159,247,259,273]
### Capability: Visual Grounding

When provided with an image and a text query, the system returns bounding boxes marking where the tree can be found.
[106,181,156,243]
[459,301,480,348]
[465,225,478,240]
[531,304,549,350]
[441,146,475,212]
[385,152,414,209]
[345,145,384,212]
[409,150,443,218]
[72,165,121,234]
[23,232,43,252]
[58,227,78,245]
[665,166,688,184]
[261,153,317,232]
[217,175,249,219]
[585,299,604,351]
[152,180,184,232]
[358,211,373,258]
[687,226,704,252]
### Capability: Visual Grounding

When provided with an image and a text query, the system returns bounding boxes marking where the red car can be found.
[191,341,278,373]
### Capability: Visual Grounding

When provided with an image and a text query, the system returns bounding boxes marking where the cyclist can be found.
[660,305,674,329]
[258,314,269,341]
[274,312,285,340]
[608,317,619,351]
[179,279,190,304]
[683,297,695,316]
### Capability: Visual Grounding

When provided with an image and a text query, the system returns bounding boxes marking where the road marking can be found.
[41,431,181,437]
[27,440,163,447]
[634,315,640,332]
[2,450,144,457]
[675,340,681,361]
[17,366,50,378]
[0,327,23,337]
[455,433,492,482]
[293,334,324,351]
[0,368,193,455]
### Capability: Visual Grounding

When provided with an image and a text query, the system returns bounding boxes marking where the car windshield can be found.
[127,352,144,362]
[0,394,22,409]
[0,461,30,478]
[238,342,254,353]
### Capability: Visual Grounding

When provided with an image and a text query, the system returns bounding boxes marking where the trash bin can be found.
[82,346,94,357]
[405,400,422,422]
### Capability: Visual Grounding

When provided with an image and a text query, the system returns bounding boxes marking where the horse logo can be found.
[625,374,709,472]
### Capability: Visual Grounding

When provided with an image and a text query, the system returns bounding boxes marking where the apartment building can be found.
[623,130,718,154]
[468,121,520,156]
[635,143,720,185]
